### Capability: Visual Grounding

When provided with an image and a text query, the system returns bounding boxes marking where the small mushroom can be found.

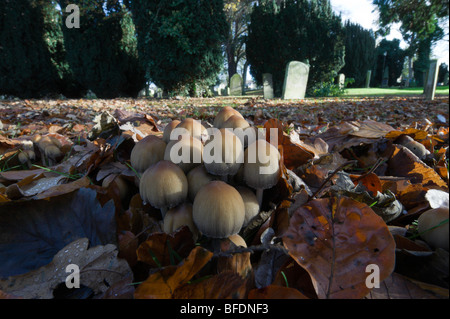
[162,120,181,144]
[193,181,245,238]
[163,203,199,241]
[203,128,244,182]
[213,106,244,129]
[176,118,207,141]
[130,135,166,173]
[243,139,280,207]
[235,186,260,226]
[37,135,63,166]
[417,207,449,251]
[139,160,188,218]
[164,135,203,173]
[222,115,250,130]
[187,165,216,202]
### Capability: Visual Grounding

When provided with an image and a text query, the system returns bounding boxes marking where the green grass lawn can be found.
[343,86,449,97]
[244,86,449,97]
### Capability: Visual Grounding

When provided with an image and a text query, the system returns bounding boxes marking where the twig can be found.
[212,243,289,258]
[311,160,358,199]
[353,158,385,183]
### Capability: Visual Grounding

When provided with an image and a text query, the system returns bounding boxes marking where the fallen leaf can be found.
[0,238,132,299]
[134,246,213,299]
[0,188,116,278]
[283,196,396,299]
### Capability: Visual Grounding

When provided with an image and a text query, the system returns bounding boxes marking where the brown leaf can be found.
[388,145,448,190]
[283,196,396,299]
[134,246,213,299]
[263,119,314,170]
[366,272,448,299]
[172,271,248,299]
[349,120,395,138]
[136,227,196,268]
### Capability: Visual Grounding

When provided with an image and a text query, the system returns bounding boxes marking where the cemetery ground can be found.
[0,92,448,300]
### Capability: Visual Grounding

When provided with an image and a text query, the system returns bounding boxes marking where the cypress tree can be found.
[246,0,345,96]
[58,0,146,98]
[340,21,376,88]
[0,0,60,98]
[129,0,228,96]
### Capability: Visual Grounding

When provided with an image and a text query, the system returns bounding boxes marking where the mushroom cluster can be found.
[133,106,281,242]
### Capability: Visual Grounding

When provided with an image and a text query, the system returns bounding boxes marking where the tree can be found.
[340,21,376,88]
[224,0,254,82]
[373,0,448,86]
[58,0,146,98]
[246,0,345,96]
[0,0,61,98]
[129,0,228,96]
[373,39,406,87]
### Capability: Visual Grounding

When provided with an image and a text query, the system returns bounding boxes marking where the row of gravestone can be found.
[227,61,346,100]
[225,61,311,100]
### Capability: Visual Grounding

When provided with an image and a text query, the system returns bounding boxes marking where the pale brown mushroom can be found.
[130,135,166,173]
[203,128,244,182]
[187,165,216,202]
[193,181,245,238]
[163,203,199,241]
[243,139,280,207]
[213,106,244,129]
[139,160,188,217]
[235,186,260,226]
[162,120,181,144]
[176,118,207,141]
[417,207,449,251]
[164,135,203,173]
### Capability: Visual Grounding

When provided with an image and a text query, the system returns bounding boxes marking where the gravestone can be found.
[365,70,372,88]
[282,61,309,100]
[338,73,345,89]
[230,73,243,96]
[424,60,439,101]
[263,73,274,99]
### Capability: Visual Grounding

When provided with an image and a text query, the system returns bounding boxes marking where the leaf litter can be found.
[0,95,448,299]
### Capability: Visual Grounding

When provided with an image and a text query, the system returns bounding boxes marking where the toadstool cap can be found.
[193,181,245,238]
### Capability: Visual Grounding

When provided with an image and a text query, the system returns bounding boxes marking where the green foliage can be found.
[129,0,228,95]
[340,21,376,88]
[373,39,406,87]
[0,0,60,98]
[373,0,448,47]
[311,77,354,97]
[246,0,346,97]
[58,0,146,98]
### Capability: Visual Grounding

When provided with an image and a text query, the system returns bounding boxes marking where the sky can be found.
[329,0,450,66]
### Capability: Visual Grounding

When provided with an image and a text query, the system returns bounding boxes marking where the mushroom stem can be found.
[160,207,168,218]
[256,188,264,208]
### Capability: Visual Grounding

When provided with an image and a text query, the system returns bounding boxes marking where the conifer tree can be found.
[129,0,228,96]
[340,21,376,88]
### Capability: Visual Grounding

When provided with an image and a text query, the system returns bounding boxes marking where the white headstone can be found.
[424,60,439,101]
[230,73,243,96]
[282,61,309,100]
